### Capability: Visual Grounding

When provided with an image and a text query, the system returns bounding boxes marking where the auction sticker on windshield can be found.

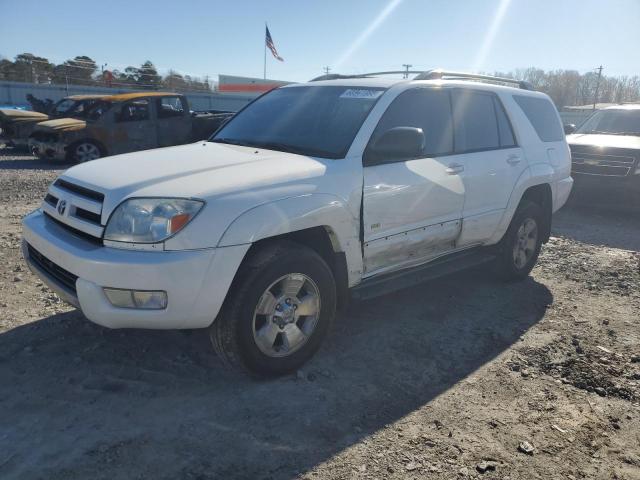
[340,89,385,99]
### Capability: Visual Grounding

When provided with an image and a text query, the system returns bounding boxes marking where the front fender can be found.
[218,194,363,285]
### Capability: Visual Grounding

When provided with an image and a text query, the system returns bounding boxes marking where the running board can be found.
[350,248,495,301]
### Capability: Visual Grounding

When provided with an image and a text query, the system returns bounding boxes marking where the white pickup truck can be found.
[22,70,573,376]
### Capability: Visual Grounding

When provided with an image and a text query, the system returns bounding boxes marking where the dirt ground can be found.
[0,149,639,480]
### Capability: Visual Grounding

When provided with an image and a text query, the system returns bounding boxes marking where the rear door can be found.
[156,96,192,146]
[112,98,157,154]
[452,89,525,246]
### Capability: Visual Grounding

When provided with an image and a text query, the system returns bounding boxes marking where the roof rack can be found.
[309,68,534,90]
[414,69,534,90]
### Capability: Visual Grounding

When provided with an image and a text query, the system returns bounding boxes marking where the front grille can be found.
[570,145,639,177]
[27,243,78,294]
[43,212,103,245]
[43,179,105,240]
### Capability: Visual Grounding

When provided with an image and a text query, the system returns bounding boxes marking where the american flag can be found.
[265,26,284,62]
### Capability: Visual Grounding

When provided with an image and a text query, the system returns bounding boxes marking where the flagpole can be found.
[263,22,267,79]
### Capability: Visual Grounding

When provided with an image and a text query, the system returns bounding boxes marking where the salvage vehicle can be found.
[565,104,640,203]
[28,92,231,162]
[0,95,105,149]
[22,70,573,376]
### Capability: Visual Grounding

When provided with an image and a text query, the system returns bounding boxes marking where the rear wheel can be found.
[210,241,336,377]
[493,201,544,281]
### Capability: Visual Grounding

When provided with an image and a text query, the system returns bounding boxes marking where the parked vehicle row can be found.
[1,92,233,162]
[21,70,573,376]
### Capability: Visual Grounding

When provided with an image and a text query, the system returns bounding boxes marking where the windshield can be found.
[210,85,386,159]
[52,98,101,119]
[85,100,112,122]
[576,109,640,136]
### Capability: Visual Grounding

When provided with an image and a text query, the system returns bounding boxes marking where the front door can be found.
[362,88,465,276]
[112,98,157,154]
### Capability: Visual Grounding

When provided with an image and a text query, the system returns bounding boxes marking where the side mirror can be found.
[365,126,425,166]
[563,123,576,135]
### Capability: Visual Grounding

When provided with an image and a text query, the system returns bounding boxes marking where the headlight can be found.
[104,198,204,243]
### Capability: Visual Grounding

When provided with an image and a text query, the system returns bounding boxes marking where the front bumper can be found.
[28,139,67,161]
[22,209,249,329]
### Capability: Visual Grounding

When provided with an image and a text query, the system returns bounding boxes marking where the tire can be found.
[210,240,337,377]
[69,140,103,163]
[493,200,544,281]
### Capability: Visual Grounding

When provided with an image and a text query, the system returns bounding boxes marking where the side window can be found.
[157,96,186,118]
[117,99,150,122]
[513,95,563,142]
[370,88,453,158]
[493,97,516,147]
[452,90,500,152]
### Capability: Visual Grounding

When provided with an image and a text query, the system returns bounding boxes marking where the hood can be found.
[61,142,329,215]
[33,117,86,132]
[567,133,640,150]
[0,109,49,124]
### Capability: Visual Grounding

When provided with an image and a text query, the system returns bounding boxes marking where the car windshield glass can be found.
[576,109,640,136]
[210,85,386,159]
[52,99,75,115]
[85,101,112,122]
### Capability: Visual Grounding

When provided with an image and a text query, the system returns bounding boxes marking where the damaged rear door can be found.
[155,96,192,147]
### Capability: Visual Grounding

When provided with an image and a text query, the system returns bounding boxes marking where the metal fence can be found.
[0,80,257,112]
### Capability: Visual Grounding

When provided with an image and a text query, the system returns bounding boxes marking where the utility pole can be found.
[593,65,603,110]
[402,64,413,79]
[323,66,331,76]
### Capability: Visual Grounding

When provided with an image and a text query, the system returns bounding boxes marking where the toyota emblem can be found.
[57,199,67,215]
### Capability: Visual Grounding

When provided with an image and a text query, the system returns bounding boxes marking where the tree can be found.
[137,61,161,90]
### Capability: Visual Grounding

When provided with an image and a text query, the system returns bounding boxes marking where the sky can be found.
[1,0,639,82]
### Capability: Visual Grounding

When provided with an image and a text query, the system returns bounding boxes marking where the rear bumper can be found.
[22,209,249,329]
[553,176,574,212]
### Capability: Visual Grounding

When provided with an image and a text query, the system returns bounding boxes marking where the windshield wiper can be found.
[583,130,640,136]
[209,137,252,146]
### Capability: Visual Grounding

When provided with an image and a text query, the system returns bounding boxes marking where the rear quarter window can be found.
[513,95,563,142]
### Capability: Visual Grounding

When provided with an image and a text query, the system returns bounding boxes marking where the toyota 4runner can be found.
[22,70,573,376]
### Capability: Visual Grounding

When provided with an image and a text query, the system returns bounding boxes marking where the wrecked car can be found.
[0,95,105,149]
[28,92,233,162]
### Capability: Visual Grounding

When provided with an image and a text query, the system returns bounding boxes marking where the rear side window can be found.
[494,97,516,147]
[452,90,500,152]
[513,95,563,142]
[372,88,453,156]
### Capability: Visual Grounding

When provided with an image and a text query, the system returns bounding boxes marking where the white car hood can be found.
[567,133,640,150]
[61,141,329,216]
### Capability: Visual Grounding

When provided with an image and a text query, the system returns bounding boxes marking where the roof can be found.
[291,77,545,96]
[66,94,109,100]
[105,91,181,102]
[602,104,640,111]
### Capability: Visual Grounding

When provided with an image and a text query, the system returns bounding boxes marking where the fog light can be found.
[103,288,167,310]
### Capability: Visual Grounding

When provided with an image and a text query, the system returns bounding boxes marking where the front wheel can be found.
[70,141,103,163]
[210,241,337,377]
[493,201,544,281]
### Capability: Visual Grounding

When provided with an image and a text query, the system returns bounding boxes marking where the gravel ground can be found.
[0,148,639,480]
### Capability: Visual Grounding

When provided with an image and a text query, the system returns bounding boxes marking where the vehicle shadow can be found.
[0,270,552,480]
[0,147,69,171]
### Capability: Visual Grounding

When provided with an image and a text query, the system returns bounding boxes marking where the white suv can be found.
[22,70,573,376]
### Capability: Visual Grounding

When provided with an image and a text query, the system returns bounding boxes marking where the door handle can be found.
[506,154,521,165]
[445,163,464,175]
